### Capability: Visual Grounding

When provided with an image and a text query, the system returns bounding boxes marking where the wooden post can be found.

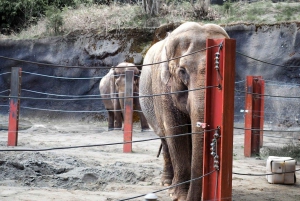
[244,76,265,157]
[203,38,236,201]
[8,67,22,146]
[123,70,134,153]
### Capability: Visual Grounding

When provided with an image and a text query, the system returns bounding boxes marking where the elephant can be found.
[139,22,229,200]
[99,62,150,131]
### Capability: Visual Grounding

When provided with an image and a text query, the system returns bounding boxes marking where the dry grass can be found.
[2,1,300,39]
[62,4,141,34]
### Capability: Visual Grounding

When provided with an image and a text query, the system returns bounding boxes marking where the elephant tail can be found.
[156,143,162,158]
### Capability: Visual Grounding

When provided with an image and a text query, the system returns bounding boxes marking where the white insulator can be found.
[145,193,158,201]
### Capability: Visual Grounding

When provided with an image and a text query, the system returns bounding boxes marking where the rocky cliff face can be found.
[0,28,157,121]
[226,23,300,125]
[1,23,300,124]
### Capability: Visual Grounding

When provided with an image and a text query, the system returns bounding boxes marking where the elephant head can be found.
[113,62,150,131]
[139,22,229,200]
[113,63,140,111]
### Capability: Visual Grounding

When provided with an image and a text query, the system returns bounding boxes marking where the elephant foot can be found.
[167,181,189,201]
[160,173,172,186]
[114,128,122,130]
[160,179,172,186]
[169,193,187,201]
[169,188,187,201]
[108,127,114,131]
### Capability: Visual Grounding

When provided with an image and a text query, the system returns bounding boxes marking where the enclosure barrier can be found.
[7,67,22,146]
[203,38,236,201]
[244,76,265,157]
[123,70,134,153]
[2,42,300,200]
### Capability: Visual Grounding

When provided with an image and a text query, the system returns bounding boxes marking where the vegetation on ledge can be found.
[1,1,300,39]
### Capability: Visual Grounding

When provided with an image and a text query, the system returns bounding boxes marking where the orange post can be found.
[244,76,265,157]
[203,38,236,201]
[123,70,134,153]
[8,67,22,146]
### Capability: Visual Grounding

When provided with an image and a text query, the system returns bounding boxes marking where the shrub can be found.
[45,6,64,35]
[0,0,93,34]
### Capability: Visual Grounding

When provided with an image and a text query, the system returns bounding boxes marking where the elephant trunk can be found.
[186,78,205,200]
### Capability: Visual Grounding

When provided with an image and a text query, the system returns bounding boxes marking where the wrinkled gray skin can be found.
[139,22,229,200]
[99,62,150,131]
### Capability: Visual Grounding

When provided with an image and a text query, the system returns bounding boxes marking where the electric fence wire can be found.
[0,129,216,152]
[21,71,140,79]
[18,105,142,113]
[233,133,296,140]
[119,166,300,200]
[236,51,300,68]
[0,89,10,94]
[0,44,219,69]
[235,79,246,84]
[233,169,300,176]
[118,170,216,201]
[22,89,140,98]
[0,86,218,101]
[22,89,101,97]
[234,127,300,133]
[234,89,300,99]
[0,72,11,76]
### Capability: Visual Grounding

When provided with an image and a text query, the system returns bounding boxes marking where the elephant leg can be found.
[107,111,114,131]
[167,135,191,201]
[114,111,122,130]
[113,97,123,130]
[133,97,150,131]
[139,112,150,131]
[160,139,173,186]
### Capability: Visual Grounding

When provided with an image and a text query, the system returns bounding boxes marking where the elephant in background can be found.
[139,22,229,200]
[99,62,150,131]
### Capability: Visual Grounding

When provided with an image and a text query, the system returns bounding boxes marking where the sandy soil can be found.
[0,118,299,201]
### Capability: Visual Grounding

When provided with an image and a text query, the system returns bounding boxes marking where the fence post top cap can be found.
[144,193,158,199]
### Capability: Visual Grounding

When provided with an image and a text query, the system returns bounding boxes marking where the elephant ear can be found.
[109,68,116,96]
[160,36,171,85]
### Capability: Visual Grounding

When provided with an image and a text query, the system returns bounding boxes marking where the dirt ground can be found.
[0,117,299,201]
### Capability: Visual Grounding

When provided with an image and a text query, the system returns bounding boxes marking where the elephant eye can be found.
[179,67,186,75]
[178,67,189,86]
[178,67,187,79]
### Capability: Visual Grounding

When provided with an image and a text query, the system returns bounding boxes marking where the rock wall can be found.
[225,23,300,125]
[1,22,300,124]
[0,28,156,121]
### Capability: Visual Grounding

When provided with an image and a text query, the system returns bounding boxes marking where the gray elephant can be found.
[139,22,229,200]
[99,62,150,131]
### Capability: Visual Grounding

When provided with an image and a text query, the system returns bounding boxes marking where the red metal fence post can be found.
[244,76,254,157]
[8,67,22,146]
[203,38,236,201]
[260,79,265,148]
[244,76,264,157]
[123,70,134,153]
